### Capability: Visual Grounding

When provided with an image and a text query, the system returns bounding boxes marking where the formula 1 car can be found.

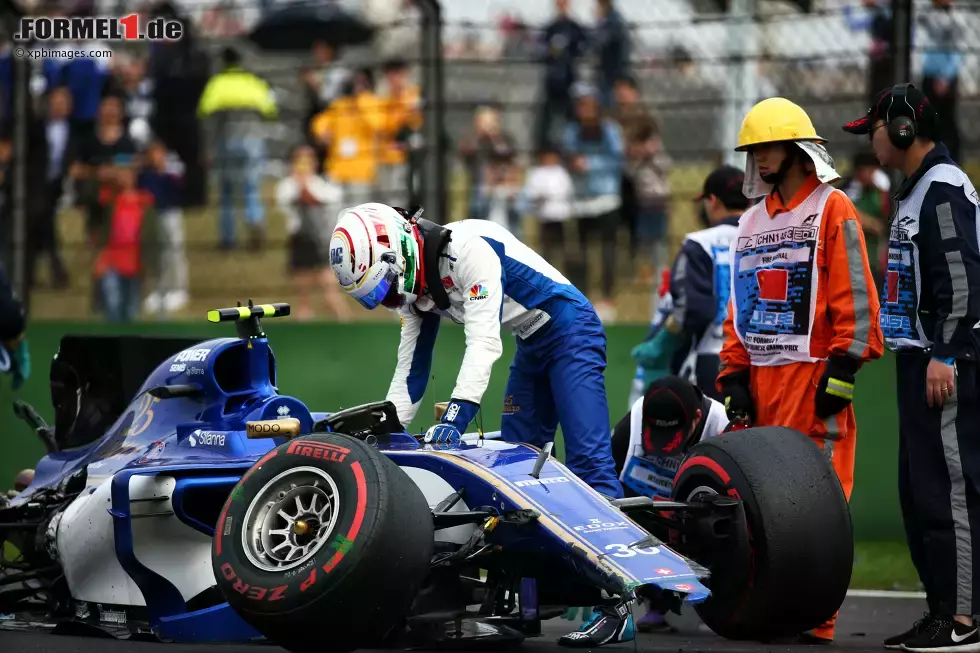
[0,302,853,651]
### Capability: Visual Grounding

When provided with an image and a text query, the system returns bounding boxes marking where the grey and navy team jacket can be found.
[882,143,980,360]
[667,216,740,386]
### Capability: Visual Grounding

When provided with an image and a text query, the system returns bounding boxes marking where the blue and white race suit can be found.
[387,219,623,498]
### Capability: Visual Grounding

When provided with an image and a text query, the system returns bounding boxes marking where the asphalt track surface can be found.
[0,593,928,653]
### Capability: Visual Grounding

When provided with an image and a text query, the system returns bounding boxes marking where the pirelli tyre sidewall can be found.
[672,426,853,641]
[212,433,434,651]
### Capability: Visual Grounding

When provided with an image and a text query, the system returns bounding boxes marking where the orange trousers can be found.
[748,360,855,641]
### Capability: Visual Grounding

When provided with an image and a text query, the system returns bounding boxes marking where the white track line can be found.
[847,589,926,599]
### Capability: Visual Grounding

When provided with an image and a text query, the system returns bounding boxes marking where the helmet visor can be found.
[344,260,399,310]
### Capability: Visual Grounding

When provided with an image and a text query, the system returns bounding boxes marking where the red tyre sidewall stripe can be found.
[217,450,279,557]
[677,451,755,631]
[677,455,731,485]
[216,501,230,556]
[323,460,368,574]
[243,450,279,484]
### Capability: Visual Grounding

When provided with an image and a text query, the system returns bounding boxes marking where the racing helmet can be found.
[329,203,422,310]
[735,97,826,152]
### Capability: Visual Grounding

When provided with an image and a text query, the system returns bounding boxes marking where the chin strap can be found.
[760,144,802,203]
[416,218,453,311]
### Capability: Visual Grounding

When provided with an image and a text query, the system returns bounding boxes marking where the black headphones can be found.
[886,83,918,150]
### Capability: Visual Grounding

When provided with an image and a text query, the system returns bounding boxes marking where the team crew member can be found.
[717,97,884,644]
[843,84,980,652]
[329,204,631,647]
[609,375,729,632]
[659,166,748,399]
[612,375,728,500]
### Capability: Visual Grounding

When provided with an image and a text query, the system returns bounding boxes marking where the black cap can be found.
[641,377,703,456]
[842,83,938,137]
[695,165,749,210]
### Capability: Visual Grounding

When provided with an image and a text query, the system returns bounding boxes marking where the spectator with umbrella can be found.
[248,3,375,52]
[248,2,374,185]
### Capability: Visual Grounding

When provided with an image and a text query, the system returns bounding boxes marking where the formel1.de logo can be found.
[14,15,183,41]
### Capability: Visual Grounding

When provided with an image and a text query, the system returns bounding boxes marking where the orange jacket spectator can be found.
[310,74,385,185]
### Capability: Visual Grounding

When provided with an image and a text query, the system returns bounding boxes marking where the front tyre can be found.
[212,433,434,653]
[672,426,853,641]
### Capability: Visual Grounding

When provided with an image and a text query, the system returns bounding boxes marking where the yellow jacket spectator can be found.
[311,68,385,191]
[197,48,278,139]
[197,47,278,250]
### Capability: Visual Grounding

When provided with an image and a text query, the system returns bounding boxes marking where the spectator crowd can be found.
[0,0,971,324]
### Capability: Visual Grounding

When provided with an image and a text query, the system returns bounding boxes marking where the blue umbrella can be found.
[248,2,375,51]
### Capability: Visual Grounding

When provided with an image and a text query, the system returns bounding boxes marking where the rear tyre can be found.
[212,433,434,652]
[672,426,853,641]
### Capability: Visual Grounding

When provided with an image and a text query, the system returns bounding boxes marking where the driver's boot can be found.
[558,602,634,648]
[799,612,836,644]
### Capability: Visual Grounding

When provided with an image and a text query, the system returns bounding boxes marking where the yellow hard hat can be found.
[735,97,826,151]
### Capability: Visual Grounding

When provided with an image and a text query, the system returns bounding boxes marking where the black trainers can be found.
[886,615,938,650]
[901,617,980,652]
[557,603,635,648]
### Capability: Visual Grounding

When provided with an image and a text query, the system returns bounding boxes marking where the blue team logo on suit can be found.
[711,245,733,326]
[880,228,918,339]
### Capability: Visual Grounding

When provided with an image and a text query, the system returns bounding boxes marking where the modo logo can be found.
[245,418,301,439]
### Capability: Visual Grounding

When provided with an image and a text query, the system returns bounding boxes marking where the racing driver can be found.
[327,203,633,647]
[717,98,884,643]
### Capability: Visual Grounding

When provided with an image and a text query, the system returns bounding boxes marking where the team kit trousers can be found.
[746,359,856,640]
[500,297,624,499]
[896,351,980,617]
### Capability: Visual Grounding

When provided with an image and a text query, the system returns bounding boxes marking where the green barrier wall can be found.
[0,321,902,540]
